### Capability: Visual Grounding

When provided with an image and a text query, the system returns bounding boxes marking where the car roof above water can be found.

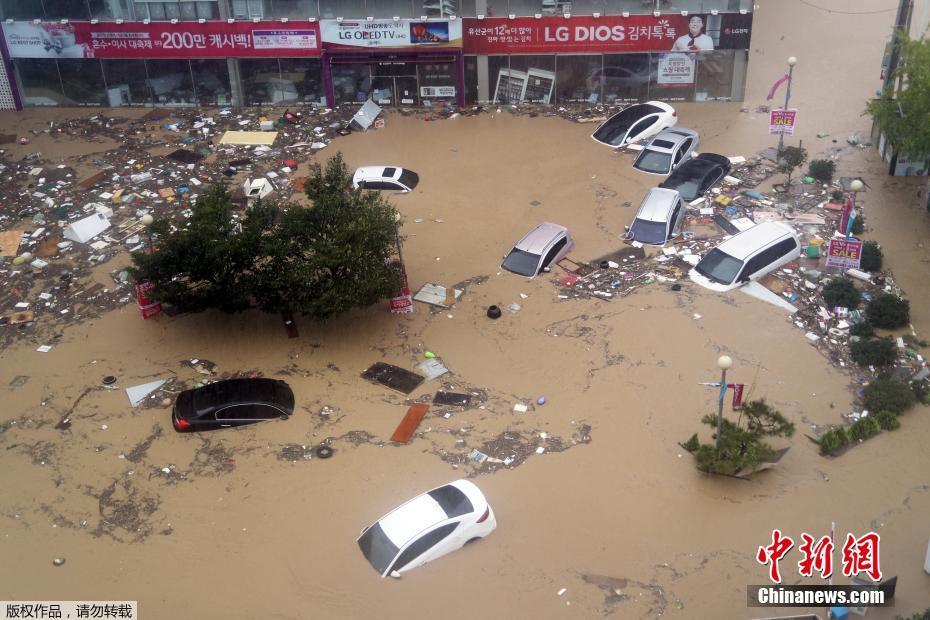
[515,222,568,255]
[715,221,799,259]
[636,188,681,222]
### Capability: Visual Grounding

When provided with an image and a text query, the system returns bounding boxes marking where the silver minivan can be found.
[624,187,686,246]
[501,222,575,278]
[689,222,801,292]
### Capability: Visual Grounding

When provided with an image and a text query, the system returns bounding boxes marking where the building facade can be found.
[0,0,753,111]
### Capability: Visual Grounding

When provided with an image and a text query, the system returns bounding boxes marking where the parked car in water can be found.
[352,166,420,192]
[590,101,677,149]
[357,479,497,578]
[172,378,295,432]
[658,153,732,201]
[501,222,575,278]
[632,127,701,176]
[689,221,801,292]
[624,188,686,246]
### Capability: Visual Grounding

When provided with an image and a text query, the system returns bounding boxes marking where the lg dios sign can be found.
[542,25,629,43]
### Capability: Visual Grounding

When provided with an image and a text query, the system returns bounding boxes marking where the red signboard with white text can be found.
[463,13,752,54]
[2,20,320,58]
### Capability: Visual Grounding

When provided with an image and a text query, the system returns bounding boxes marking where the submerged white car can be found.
[357,479,496,578]
[689,221,801,292]
[591,101,678,149]
[501,222,575,278]
[352,166,420,192]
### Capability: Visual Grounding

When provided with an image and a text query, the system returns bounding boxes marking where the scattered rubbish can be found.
[36,345,53,353]
[52,558,65,567]
[125,379,168,407]
[361,362,425,394]
[413,283,463,308]
[537,396,546,405]
[433,391,473,407]
[417,358,449,381]
[243,178,273,202]
[468,448,489,464]
[102,375,117,386]
[513,402,529,413]
[218,131,278,146]
[314,445,334,459]
[348,99,383,131]
[487,305,502,319]
[390,403,430,443]
[63,213,111,243]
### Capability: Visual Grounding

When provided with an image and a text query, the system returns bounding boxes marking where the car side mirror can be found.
[280,413,289,420]
[543,266,551,272]
[390,570,402,579]
[624,225,630,232]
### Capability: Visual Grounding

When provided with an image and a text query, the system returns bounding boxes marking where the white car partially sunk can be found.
[352,166,420,192]
[357,479,496,578]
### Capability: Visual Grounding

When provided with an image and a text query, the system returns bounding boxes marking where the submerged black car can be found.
[172,378,295,432]
[658,153,731,201]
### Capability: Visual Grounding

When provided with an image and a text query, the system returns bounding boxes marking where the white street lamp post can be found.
[715,355,733,449]
[777,56,798,158]
[141,214,154,253]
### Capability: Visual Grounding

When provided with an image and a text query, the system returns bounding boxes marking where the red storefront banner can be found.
[462,13,752,54]
[2,20,320,59]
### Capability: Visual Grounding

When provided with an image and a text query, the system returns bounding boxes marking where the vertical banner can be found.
[729,383,745,409]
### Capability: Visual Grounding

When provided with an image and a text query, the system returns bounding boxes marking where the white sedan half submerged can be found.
[591,101,677,149]
[352,166,420,192]
[357,479,496,578]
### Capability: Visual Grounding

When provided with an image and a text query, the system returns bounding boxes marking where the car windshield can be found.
[635,150,673,174]
[628,218,668,245]
[695,248,744,285]
[593,105,661,145]
[358,523,400,575]
[398,169,419,189]
[428,485,474,518]
[502,248,541,277]
[669,180,701,200]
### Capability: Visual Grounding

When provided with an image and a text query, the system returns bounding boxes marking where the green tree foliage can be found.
[867,35,930,160]
[686,400,795,476]
[821,278,861,309]
[850,337,898,367]
[807,159,836,184]
[895,608,930,620]
[129,153,404,320]
[859,241,884,272]
[850,321,875,338]
[849,416,881,441]
[778,145,808,187]
[867,294,911,329]
[875,410,901,431]
[818,427,851,455]
[863,377,917,415]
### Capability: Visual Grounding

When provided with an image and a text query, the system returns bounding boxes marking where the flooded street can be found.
[1,1,929,619]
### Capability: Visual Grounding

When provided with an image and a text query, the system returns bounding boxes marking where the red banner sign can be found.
[2,20,320,59]
[463,13,752,54]
[826,239,863,270]
[768,108,798,136]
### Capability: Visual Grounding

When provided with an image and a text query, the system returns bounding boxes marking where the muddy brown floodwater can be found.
[1,1,929,619]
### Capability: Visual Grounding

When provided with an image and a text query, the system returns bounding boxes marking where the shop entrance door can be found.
[371,62,419,106]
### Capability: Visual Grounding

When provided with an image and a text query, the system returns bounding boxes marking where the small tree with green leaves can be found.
[867,295,911,329]
[894,607,930,620]
[863,377,916,415]
[822,278,861,309]
[683,400,795,476]
[860,241,884,272]
[779,145,808,187]
[850,337,898,367]
[808,159,836,184]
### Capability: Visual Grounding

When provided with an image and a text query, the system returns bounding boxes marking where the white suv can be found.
[690,222,801,292]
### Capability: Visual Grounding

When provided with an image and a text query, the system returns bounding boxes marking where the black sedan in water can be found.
[172,378,294,432]
[658,153,732,201]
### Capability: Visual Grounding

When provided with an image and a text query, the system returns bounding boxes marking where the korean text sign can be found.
[769,108,798,136]
[2,21,320,58]
[825,239,863,270]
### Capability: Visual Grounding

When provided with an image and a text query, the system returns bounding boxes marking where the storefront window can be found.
[600,53,651,104]
[58,59,107,106]
[101,59,153,106]
[508,55,555,104]
[279,58,324,104]
[649,52,695,102]
[331,63,370,105]
[263,0,318,18]
[418,61,456,105]
[0,0,45,19]
[146,59,196,106]
[555,55,601,104]
[88,0,135,20]
[319,0,364,19]
[694,49,736,101]
[487,55,510,103]
[190,59,231,106]
[463,55,477,103]
[458,0,476,17]
[132,1,215,20]
[241,58,281,105]
[13,59,63,107]
[42,0,91,19]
